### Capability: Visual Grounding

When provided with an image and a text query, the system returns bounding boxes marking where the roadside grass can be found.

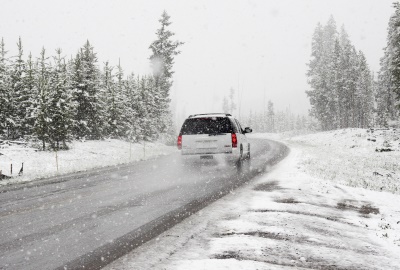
[288,128,400,194]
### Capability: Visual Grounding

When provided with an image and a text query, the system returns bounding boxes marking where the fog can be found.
[0,0,393,125]
[1,2,400,268]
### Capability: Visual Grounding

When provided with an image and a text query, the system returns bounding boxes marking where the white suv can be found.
[177,113,252,165]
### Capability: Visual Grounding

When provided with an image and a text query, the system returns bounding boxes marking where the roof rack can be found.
[188,113,231,118]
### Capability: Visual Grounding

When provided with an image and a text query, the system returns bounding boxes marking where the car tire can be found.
[236,145,244,168]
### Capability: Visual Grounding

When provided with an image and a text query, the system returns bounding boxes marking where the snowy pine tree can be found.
[125,73,140,142]
[71,41,104,139]
[267,100,275,132]
[229,88,237,114]
[307,17,375,130]
[115,61,132,138]
[388,3,400,110]
[0,38,19,138]
[12,37,32,138]
[23,52,38,137]
[222,97,229,113]
[307,22,331,130]
[355,51,374,128]
[1,12,183,144]
[0,38,11,137]
[47,49,73,149]
[102,60,131,138]
[376,3,400,126]
[136,76,154,141]
[102,61,117,137]
[149,11,183,135]
[33,48,51,150]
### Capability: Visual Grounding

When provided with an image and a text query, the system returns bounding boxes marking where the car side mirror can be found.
[244,127,252,134]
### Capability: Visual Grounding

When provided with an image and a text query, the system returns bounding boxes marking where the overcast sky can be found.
[0,0,395,124]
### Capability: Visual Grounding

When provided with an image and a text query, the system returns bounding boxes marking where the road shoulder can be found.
[105,142,400,270]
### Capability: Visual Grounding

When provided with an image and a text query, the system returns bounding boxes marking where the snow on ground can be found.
[105,130,400,270]
[0,139,176,186]
[288,128,400,193]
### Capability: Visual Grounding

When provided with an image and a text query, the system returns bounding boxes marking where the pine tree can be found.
[72,41,104,139]
[247,110,254,131]
[102,60,131,138]
[333,37,344,128]
[222,97,229,113]
[33,48,51,150]
[229,88,237,114]
[307,22,332,130]
[323,17,339,130]
[9,38,25,138]
[267,100,275,132]
[115,61,132,138]
[376,3,400,126]
[102,61,117,137]
[144,76,159,140]
[0,38,11,137]
[0,38,18,138]
[307,17,375,130]
[136,76,153,141]
[376,53,395,127]
[12,37,33,138]
[23,52,38,137]
[355,51,374,128]
[125,73,139,142]
[339,40,356,128]
[388,3,400,109]
[47,49,73,150]
[149,11,183,135]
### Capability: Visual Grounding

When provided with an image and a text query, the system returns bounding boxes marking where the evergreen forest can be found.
[307,7,400,131]
[0,11,182,150]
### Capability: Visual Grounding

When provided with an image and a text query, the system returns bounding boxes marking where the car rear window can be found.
[180,117,233,135]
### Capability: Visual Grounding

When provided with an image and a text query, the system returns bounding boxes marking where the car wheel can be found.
[236,145,244,168]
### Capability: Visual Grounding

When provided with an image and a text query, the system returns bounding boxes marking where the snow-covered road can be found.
[105,133,400,270]
[0,138,287,270]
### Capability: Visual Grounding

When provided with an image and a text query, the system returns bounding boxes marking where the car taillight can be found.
[231,133,237,148]
[177,135,182,150]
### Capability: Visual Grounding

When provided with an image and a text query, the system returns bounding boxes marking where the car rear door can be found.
[235,119,248,154]
[180,117,233,155]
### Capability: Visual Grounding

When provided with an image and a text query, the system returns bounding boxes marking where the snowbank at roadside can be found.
[292,129,400,194]
[105,130,400,270]
[252,129,400,194]
[0,139,177,186]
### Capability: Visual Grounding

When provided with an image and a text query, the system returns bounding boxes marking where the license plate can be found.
[196,140,217,149]
[200,155,213,160]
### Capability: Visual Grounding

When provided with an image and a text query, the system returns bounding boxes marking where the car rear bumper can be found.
[180,149,241,164]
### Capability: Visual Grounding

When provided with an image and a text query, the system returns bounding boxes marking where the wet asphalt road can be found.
[0,138,288,270]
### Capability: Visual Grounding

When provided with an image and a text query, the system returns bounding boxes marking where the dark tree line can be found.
[0,11,182,150]
[306,17,375,131]
[242,100,312,133]
[307,9,400,131]
[376,2,400,127]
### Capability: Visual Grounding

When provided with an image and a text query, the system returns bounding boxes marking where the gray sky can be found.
[0,0,394,123]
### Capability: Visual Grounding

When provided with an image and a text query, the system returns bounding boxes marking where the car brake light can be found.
[231,133,237,148]
[177,135,182,150]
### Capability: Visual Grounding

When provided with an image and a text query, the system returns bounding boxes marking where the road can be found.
[0,138,288,270]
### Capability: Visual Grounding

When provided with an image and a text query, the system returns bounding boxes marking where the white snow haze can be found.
[0,0,393,125]
[2,1,400,268]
